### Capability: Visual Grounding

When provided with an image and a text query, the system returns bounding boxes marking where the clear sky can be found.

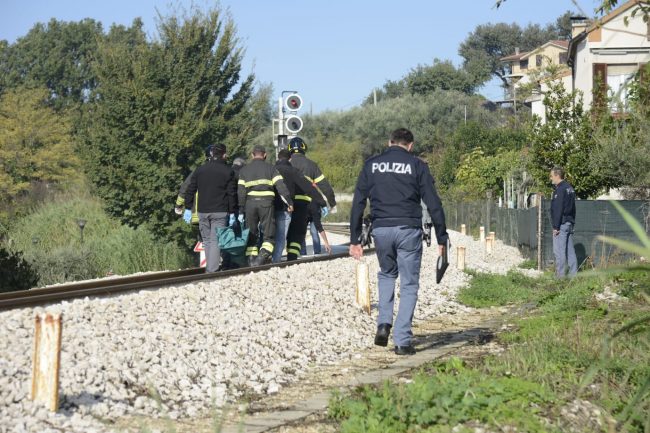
[1,0,598,112]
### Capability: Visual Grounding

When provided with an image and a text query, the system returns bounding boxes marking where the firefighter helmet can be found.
[288,136,307,154]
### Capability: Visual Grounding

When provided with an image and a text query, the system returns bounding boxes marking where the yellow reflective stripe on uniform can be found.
[261,242,274,253]
[238,179,246,185]
[175,195,185,206]
[289,242,302,249]
[247,191,275,197]
[313,174,325,183]
[271,175,283,184]
[246,247,258,256]
[244,179,273,187]
[294,194,312,202]
[304,175,314,183]
[287,248,301,256]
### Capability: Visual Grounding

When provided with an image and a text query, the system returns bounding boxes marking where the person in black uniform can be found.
[286,137,336,259]
[272,149,326,262]
[178,144,237,273]
[238,145,293,266]
[549,166,577,278]
[350,128,448,355]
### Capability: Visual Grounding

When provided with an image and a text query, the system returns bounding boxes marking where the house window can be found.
[536,55,543,67]
[559,52,568,65]
[519,59,528,70]
[607,64,637,113]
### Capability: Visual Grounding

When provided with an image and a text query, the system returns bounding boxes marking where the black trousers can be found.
[286,201,310,260]
[245,199,275,256]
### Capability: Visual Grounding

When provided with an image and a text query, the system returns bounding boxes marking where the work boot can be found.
[374,324,392,347]
[394,345,416,356]
[254,248,272,266]
[247,255,257,267]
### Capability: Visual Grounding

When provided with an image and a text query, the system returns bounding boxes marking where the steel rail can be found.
[0,243,370,310]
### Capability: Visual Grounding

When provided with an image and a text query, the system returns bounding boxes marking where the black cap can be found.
[277,149,291,160]
[213,143,227,153]
[252,144,266,154]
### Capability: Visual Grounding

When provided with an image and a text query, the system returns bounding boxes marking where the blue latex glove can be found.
[228,213,236,226]
[183,209,192,223]
[321,207,329,218]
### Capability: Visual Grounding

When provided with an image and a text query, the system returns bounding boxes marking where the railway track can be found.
[0,226,365,310]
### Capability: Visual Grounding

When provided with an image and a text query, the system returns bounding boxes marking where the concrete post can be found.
[460,224,466,235]
[479,226,485,243]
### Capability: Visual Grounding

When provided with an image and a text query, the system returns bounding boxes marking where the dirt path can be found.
[112,306,514,433]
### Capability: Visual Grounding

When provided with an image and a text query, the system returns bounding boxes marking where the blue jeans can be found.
[553,222,578,278]
[372,226,423,347]
[198,212,228,273]
[272,210,291,263]
[300,222,321,255]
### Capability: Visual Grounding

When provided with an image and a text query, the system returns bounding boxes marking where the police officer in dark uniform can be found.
[238,145,293,266]
[180,144,237,273]
[549,166,577,278]
[350,128,448,355]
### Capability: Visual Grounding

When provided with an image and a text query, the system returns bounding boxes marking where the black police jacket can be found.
[184,159,237,214]
[350,146,448,246]
[550,180,576,230]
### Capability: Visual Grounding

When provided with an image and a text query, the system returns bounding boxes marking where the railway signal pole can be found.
[273,91,303,158]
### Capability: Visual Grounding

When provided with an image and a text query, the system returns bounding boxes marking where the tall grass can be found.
[4,193,192,285]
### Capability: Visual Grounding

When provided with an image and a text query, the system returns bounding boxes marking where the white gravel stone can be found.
[0,230,531,432]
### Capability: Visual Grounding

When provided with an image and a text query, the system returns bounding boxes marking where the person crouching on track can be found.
[349,128,449,356]
[238,145,293,266]
[181,144,237,273]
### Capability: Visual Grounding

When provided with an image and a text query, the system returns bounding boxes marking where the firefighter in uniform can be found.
[273,149,327,261]
[238,145,293,266]
[350,128,448,355]
[285,137,336,259]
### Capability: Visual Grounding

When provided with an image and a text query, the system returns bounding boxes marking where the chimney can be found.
[570,16,589,38]
[515,47,520,55]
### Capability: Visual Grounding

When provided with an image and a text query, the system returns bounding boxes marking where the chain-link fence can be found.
[445,199,650,270]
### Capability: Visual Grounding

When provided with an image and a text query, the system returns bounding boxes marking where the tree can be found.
[458,14,571,88]
[528,82,612,198]
[79,6,256,244]
[0,19,104,110]
[0,87,81,219]
[364,59,476,105]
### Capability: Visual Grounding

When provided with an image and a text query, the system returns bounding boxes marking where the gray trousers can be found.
[553,222,577,278]
[198,212,228,273]
[372,226,423,347]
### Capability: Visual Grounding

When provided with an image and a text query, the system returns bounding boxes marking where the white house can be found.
[567,0,650,113]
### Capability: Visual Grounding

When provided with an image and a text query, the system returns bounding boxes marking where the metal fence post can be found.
[486,191,492,234]
[537,196,543,271]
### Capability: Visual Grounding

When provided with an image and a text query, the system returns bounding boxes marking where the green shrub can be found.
[5,193,193,285]
[0,248,39,292]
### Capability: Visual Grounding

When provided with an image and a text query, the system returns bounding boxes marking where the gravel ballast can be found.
[0,230,533,433]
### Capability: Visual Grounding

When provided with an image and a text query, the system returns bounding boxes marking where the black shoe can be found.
[394,345,416,356]
[374,324,392,347]
[253,248,272,266]
[247,256,257,267]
